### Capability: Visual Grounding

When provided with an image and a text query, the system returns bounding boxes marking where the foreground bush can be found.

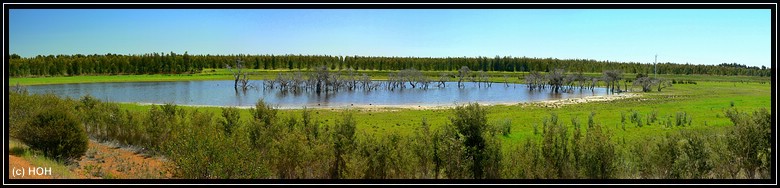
[443,103,501,179]
[19,108,88,161]
[725,108,771,178]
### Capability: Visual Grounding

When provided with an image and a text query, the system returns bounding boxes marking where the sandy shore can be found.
[130,92,640,111]
[520,92,640,108]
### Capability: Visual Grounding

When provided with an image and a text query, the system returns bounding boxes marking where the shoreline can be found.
[129,92,641,111]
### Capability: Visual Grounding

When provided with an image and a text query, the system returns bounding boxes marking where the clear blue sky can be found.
[9,9,772,67]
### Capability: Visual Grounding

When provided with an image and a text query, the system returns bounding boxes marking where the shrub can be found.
[620,112,626,124]
[145,104,180,152]
[649,110,658,124]
[628,111,637,123]
[498,119,511,137]
[588,111,596,128]
[360,134,390,179]
[636,114,643,128]
[330,111,357,179]
[438,121,470,179]
[166,113,270,179]
[220,107,241,135]
[533,123,539,135]
[726,108,771,179]
[671,130,711,179]
[571,117,582,170]
[502,138,543,179]
[301,107,319,140]
[19,108,88,161]
[411,117,435,178]
[448,103,493,179]
[270,124,308,179]
[675,111,690,127]
[541,112,572,178]
[77,95,103,138]
[579,114,616,179]
[249,99,279,150]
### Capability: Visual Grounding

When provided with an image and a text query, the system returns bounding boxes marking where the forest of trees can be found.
[7,53,772,77]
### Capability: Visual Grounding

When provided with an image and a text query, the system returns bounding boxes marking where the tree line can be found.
[8,53,771,77]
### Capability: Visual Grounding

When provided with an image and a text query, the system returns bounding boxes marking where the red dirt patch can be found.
[73,141,173,179]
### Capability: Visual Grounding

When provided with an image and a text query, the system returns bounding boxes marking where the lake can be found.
[24,80,610,109]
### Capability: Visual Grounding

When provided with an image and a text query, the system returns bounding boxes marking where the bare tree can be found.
[477,71,490,88]
[656,78,672,92]
[420,74,431,90]
[547,68,567,93]
[633,77,654,92]
[457,66,471,88]
[226,58,252,90]
[602,70,623,93]
[525,71,545,90]
[399,68,424,89]
[314,65,330,94]
[634,76,672,92]
[503,74,510,87]
[438,72,450,88]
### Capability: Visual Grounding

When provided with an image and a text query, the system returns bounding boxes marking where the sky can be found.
[8,9,772,67]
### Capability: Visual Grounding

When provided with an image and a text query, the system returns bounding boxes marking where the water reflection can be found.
[25,80,610,109]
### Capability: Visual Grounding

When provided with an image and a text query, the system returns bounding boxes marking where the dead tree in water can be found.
[525,71,545,90]
[314,65,330,94]
[503,74,510,87]
[457,66,470,88]
[602,70,623,93]
[478,71,491,88]
[438,72,450,88]
[226,58,252,90]
[546,68,566,93]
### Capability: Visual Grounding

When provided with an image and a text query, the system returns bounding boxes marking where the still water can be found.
[25,80,609,109]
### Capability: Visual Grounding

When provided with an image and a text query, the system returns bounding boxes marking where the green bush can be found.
[330,111,357,179]
[269,123,308,179]
[502,138,543,179]
[579,114,616,179]
[498,119,511,137]
[144,103,186,154]
[19,108,88,161]
[571,117,582,170]
[675,111,690,127]
[220,107,241,135]
[249,99,279,150]
[649,110,658,124]
[438,121,470,179]
[448,103,495,179]
[541,112,572,178]
[726,108,771,179]
[411,118,435,178]
[360,134,390,179]
[671,130,711,179]
[166,113,270,179]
